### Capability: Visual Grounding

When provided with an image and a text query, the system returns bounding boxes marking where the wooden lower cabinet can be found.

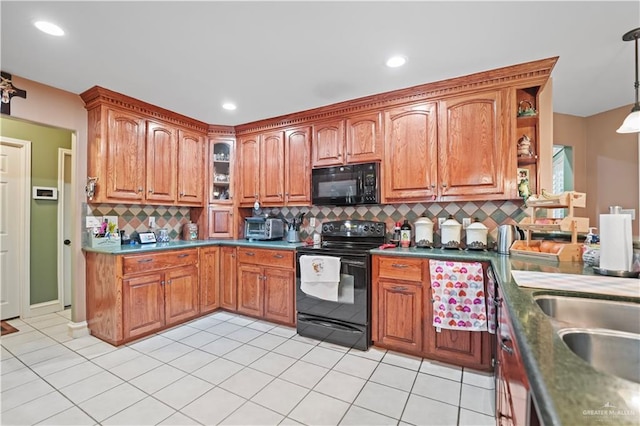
[236,248,295,326]
[372,255,493,371]
[199,246,220,314]
[220,246,237,310]
[87,249,200,345]
[496,285,540,426]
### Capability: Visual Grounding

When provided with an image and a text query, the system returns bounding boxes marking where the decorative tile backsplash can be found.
[84,200,527,245]
[271,200,528,243]
[84,204,192,240]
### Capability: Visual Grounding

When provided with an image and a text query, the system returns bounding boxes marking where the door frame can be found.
[1,137,31,320]
[57,148,72,311]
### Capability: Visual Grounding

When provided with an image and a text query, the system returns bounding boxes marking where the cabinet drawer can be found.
[237,248,293,269]
[376,257,424,282]
[123,249,198,275]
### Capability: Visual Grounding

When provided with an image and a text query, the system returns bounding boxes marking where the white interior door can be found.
[1,138,30,320]
[59,149,72,307]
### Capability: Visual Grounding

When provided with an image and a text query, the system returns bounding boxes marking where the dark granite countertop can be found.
[82,239,306,254]
[371,247,640,425]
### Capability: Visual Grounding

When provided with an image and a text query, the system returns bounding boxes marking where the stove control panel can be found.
[321,220,385,237]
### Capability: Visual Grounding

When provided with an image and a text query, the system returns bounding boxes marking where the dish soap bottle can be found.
[400,220,412,248]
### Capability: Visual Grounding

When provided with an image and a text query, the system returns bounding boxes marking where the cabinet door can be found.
[312,119,345,167]
[177,129,205,205]
[238,135,260,205]
[209,137,234,204]
[263,267,295,325]
[164,265,199,326]
[383,103,438,203]
[285,126,311,205]
[346,111,382,164]
[122,272,164,339]
[438,90,509,199]
[424,318,485,367]
[199,247,220,314]
[260,131,285,204]
[377,279,423,353]
[237,264,264,317]
[105,108,146,201]
[220,247,237,310]
[146,120,177,203]
[208,206,233,239]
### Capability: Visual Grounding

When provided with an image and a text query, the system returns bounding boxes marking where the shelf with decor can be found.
[515,87,540,199]
[511,191,588,262]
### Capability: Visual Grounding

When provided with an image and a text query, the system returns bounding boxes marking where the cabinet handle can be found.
[179,192,185,196]
[245,252,255,256]
[231,253,236,258]
[347,152,351,155]
[500,339,514,355]
[493,297,503,306]
[391,263,408,269]
[161,280,165,285]
[137,258,153,263]
[430,184,435,189]
[273,254,284,259]
[138,187,143,193]
[148,188,154,193]
[254,193,258,198]
[337,153,342,157]
[441,183,447,188]
[177,253,189,258]
[278,192,282,197]
[167,279,172,285]
[391,286,408,291]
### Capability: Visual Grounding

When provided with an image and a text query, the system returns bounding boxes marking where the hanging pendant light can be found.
[617,28,640,134]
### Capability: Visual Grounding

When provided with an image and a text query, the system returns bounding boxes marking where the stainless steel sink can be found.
[560,328,640,384]
[534,295,640,334]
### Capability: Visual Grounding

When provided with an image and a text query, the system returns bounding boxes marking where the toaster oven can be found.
[244,217,285,240]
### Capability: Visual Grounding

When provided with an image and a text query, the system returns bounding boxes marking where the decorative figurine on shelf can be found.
[517,134,532,157]
[517,100,537,117]
[517,168,531,201]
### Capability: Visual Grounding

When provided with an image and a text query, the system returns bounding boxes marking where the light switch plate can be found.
[438,217,446,228]
[621,209,636,220]
[462,218,471,229]
[310,217,316,227]
[86,216,102,228]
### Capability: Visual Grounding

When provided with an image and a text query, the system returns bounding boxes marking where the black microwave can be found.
[312,162,380,206]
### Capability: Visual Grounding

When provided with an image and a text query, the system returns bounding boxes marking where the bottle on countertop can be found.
[400,220,412,248]
[392,221,402,246]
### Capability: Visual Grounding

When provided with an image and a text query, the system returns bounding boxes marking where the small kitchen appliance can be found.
[311,162,379,206]
[497,224,523,254]
[244,217,285,241]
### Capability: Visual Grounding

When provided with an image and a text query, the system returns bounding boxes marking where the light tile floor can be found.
[1,309,496,425]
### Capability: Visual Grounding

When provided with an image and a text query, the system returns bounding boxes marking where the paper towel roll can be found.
[599,213,633,271]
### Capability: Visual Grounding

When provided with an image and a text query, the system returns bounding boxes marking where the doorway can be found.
[0,137,31,320]
[551,145,575,218]
[58,149,72,308]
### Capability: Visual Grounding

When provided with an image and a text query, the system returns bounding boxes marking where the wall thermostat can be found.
[32,186,58,200]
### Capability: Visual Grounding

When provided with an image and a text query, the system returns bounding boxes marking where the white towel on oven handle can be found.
[299,255,341,301]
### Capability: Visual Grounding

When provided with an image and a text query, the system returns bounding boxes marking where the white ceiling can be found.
[1,1,639,126]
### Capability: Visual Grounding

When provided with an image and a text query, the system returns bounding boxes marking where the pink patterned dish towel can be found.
[429,260,489,332]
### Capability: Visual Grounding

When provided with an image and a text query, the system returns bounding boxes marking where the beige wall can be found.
[554,106,639,237]
[8,76,88,323]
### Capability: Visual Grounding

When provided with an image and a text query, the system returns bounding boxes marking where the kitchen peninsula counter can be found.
[371,247,640,426]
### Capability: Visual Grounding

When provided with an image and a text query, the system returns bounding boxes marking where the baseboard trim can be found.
[67,321,89,338]
[26,300,63,318]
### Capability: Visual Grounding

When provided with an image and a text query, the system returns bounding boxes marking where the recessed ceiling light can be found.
[222,102,237,111]
[386,55,407,68]
[34,21,64,36]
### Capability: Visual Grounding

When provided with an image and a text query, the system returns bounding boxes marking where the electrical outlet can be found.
[149,216,156,228]
[310,217,316,227]
[86,216,102,228]
[462,218,472,229]
[438,217,446,228]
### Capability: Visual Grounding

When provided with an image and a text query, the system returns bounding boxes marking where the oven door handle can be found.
[340,259,366,268]
[300,316,362,333]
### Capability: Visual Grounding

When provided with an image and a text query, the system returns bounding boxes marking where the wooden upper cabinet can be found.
[238,134,260,205]
[382,103,438,203]
[345,111,383,164]
[284,126,311,205]
[438,90,510,200]
[312,119,345,167]
[146,120,177,203]
[177,129,205,205]
[260,131,285,204]
[105,108,146,201]
[209,137,234,204]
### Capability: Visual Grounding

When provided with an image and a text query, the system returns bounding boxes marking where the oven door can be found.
[296,249,370,350]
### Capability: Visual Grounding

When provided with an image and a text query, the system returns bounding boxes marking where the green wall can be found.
[1,117,72,304]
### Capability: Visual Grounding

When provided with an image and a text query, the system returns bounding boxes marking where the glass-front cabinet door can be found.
[209,137,234,204]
